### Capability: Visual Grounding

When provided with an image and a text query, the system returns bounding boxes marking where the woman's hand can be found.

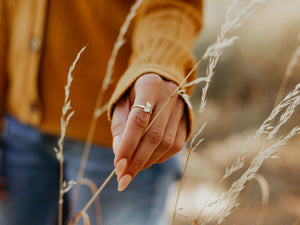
[111,73,187,191]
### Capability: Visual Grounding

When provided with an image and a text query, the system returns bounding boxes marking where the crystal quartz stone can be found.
[144,102,152,112]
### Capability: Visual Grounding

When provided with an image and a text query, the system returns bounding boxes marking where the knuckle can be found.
[131,158,145,172]
[131,110,149,129]
[121,141,136,156]
[137,74,163,87]
[149,74,163,85]
[146,127,163,144]
[173,140,184,153]
[161,134,175,150]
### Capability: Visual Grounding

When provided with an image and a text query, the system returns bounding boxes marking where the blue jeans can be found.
[0,116,180,225]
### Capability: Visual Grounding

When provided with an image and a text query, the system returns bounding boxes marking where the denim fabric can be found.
[0,116,180,225]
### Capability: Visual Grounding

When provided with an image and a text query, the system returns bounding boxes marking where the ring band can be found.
[131,101,152,114]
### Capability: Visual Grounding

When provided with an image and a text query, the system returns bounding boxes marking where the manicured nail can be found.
[113,136,120,155]
[116,158,127,176]
[118,174,132,192]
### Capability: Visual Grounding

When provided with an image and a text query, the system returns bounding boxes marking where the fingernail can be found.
[113,136,120,155]
[116,158,127,176]
[118,174,132,192]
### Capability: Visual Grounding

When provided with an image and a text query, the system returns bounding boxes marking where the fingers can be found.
[114,96,153,175]
[156,116,187,164]
[118,91,177,181]
[113,75,161,173]
[117,109,186,192]
[143,98,185,169]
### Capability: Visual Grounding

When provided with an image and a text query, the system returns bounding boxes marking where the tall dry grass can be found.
[72,0,144,203]
[69,0,144,223]
[171,0,265,223]
[54,0,300,224]
[274,32,300,107]
[54,46,86,225]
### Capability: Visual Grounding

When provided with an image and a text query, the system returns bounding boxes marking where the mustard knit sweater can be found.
[0,0,203,147]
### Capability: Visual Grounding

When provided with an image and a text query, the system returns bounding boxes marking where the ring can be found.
[131,101,152,115]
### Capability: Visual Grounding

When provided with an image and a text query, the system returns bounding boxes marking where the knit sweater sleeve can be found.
[108,0,203,139]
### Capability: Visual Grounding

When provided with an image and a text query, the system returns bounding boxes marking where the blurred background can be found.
[168,0,300,224]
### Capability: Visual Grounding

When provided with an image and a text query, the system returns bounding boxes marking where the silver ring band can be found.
[131,101,152,115]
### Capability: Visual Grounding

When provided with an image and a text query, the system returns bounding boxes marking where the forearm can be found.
[130,0,203,81]
[108,0,203,118]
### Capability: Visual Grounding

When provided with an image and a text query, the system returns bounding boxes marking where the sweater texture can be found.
[0,0,203,147]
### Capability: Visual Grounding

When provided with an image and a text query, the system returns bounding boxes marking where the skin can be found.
[111,73,188,191]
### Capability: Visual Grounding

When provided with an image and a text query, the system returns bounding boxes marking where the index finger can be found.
[113,90,156,172]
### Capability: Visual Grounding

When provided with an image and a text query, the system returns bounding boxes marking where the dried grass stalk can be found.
[178,90,193,110]
[55,46,86,225]
[71,0,144,214]
[194,84,299,225]
[170,123,207,225]
[215,85,299,224]
[77,178,103,225]
[170,1,264,224]
[292,217,300,225]
[72,169,116,225]
[103,0,144,91]
[222,76,300,181]
[62,180,77,195]
[198,0,262,113]
[255,174,270,225]
[274,32,300,106]
[73,212,91,225]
